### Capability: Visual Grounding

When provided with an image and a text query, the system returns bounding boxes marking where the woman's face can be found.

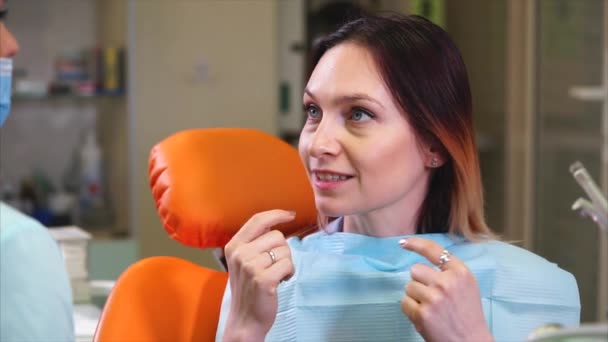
[299,42,433,219]
[0,0,20,58]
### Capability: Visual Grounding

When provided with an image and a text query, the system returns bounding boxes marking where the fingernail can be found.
[398,238,408,248]
[288,210,296,216]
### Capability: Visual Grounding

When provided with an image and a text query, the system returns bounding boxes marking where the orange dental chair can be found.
[93,128,317,342]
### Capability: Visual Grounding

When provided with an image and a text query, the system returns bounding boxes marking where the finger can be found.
[246,229,287,255]
[399,237,461,270]
[262,258,295,287]
[237,246,291,278]
[410,263,440,285]
[252,245,292,269]
[226,230,288,264]
[231,209,296,244]
[400,295,420,320]
[405,280,440,304]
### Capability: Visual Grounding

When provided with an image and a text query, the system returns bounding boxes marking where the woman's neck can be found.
[342,208,419,237]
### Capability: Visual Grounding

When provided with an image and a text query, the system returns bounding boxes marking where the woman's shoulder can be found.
[461,239,579,307]
[476,239,555,266]
[462,238,572,277]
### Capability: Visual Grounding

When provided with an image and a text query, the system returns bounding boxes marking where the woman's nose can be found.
[0,23,20,58]
[308,122,340,158]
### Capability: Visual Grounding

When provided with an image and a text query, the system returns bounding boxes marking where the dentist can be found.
[0,0,75,340]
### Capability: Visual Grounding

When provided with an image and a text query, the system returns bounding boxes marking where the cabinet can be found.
[2,0,129,237]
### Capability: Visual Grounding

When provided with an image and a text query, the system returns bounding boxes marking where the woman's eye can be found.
[350,108,373,122]
[305,104,322,119]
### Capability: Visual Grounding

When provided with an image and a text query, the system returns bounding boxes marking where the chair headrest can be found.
[149,128,317,248]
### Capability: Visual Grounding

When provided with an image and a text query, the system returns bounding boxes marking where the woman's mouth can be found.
[313,171,354,190]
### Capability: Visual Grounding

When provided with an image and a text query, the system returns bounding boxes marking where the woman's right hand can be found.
[222,210,296,342]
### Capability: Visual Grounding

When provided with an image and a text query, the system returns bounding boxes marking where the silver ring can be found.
[438,249,451,269]
[267,250,277,265]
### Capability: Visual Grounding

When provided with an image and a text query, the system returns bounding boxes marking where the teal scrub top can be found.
[216,217,580,342]
[1,203,74,342]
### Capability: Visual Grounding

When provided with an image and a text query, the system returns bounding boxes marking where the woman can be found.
[217,14,580,342]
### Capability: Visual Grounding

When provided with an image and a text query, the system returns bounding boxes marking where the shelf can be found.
[13,94,126,103]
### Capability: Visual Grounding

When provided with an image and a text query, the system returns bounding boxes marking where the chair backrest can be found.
[149,128,317,248]
[94,257,228,342]
[95,128,316,341]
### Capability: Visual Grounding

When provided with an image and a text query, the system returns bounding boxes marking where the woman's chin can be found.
[315,200,346,218]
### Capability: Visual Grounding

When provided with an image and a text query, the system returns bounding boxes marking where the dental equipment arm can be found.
[570,161,608,234]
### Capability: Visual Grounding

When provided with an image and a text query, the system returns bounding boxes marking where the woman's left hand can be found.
[399,237,494,342]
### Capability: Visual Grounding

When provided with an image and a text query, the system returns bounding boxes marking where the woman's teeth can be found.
[317,173,350,181]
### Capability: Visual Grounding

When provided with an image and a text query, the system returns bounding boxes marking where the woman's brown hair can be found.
[308,14,493,241]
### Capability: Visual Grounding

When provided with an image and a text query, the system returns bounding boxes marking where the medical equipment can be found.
[527,161,608,341]
[570,161,608,233]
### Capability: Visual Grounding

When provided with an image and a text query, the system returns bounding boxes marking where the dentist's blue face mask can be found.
[0,58,13,126]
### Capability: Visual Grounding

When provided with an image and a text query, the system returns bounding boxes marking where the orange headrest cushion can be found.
[148,128,317,248]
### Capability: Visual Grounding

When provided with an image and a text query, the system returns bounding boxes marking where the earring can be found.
[431,157,438,167]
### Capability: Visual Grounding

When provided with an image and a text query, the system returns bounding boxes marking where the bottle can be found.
[79,130,104,223]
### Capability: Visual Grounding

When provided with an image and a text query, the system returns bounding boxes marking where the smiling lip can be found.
[311,169,354,190]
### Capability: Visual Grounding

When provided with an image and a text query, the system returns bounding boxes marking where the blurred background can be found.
[0,0,606,332]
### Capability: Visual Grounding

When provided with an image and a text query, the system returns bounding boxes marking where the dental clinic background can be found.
[0,0,606,340]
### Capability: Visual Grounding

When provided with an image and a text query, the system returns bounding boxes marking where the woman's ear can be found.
[423,145,446,168]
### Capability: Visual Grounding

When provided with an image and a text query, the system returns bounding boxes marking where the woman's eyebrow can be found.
[304,88,384,109]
